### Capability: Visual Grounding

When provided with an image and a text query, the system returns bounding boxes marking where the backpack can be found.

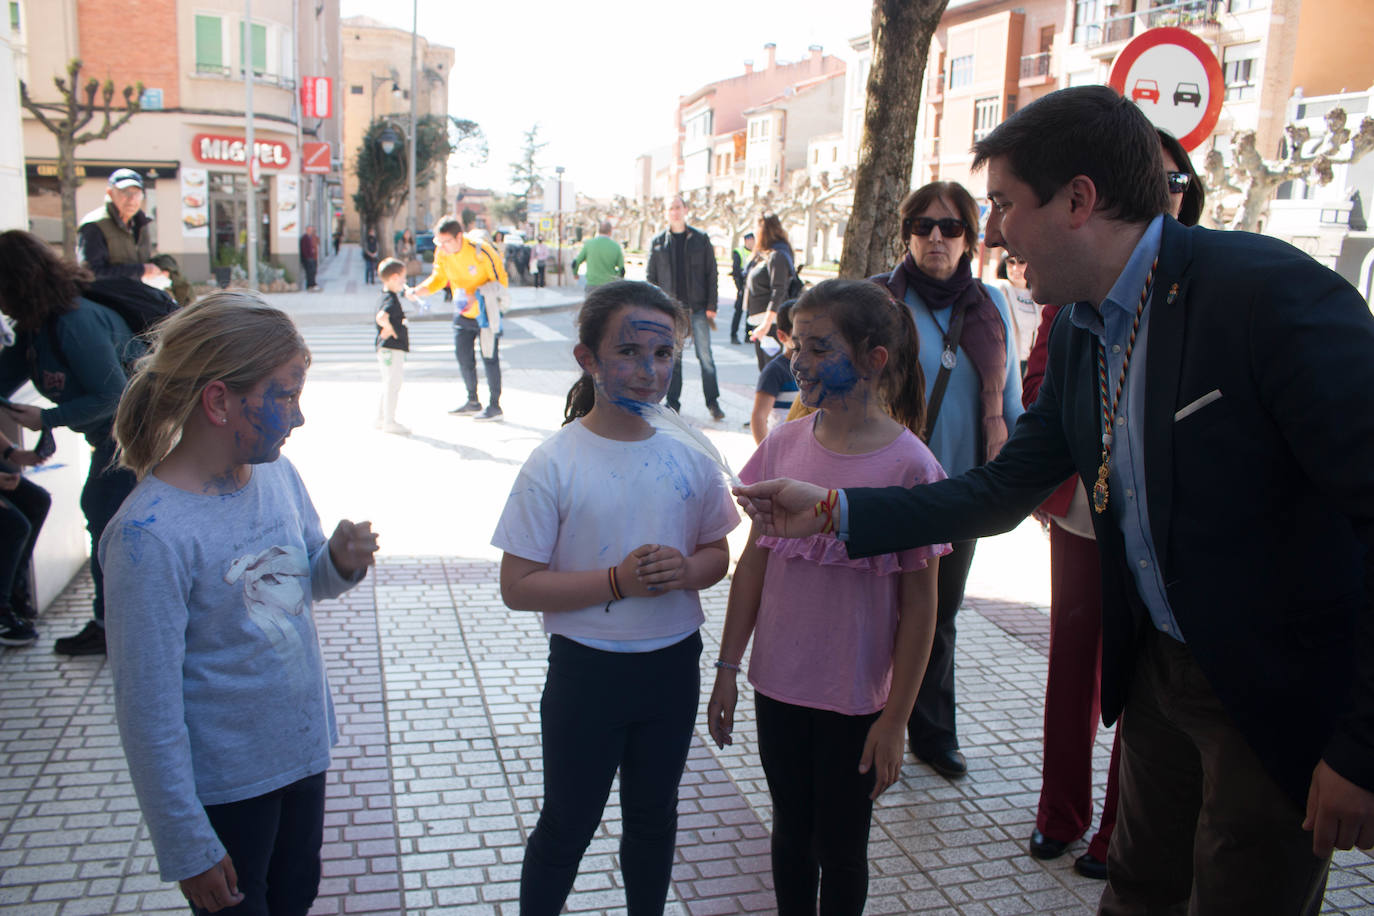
[787,266,806,300]
[45,277,178,373]
[78,277,179,339]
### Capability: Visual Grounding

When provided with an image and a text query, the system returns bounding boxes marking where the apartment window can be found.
[9,1,19,32]
[1229,0,1263,9]
[831,147,838,162]
[195,14,226,73]
[1073,0,1102,44]
[973,96,1001,142]
[239,22,268,76]
[813,149,820,164]
[1223,42,1259,101]
[948,55,974,90]
[350,84,364,94]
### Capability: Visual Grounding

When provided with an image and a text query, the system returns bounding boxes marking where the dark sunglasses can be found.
[1167,171,1191,193]
[909,217,968,239]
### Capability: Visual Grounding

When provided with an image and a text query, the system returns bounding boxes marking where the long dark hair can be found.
[792,279,927,436]
[563,280,688,425]
[0,230,93,331]
[757,212,790,252]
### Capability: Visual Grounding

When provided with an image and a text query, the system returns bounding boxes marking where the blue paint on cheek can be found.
[815,355,859,404]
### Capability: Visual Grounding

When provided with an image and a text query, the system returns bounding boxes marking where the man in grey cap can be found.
[77,168,168,282]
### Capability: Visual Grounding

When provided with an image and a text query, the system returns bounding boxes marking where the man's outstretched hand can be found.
[732,478,832,539]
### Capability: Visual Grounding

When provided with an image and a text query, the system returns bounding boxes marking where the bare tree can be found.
[20,59,143,259]
[1203,108,1374,232]
[839,0,950,278]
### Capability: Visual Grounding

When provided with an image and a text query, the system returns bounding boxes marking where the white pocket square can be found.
[1175,389,1222,422]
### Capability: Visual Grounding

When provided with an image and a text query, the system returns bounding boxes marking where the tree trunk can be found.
[839,0,950,279]
[58,135,80,261]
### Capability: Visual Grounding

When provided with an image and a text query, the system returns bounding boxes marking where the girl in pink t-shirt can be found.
[708,278,949,914]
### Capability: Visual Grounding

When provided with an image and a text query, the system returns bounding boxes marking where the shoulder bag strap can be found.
[922,301,968,442]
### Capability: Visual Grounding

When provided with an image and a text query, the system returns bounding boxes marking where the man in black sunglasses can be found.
[736,85,1374,914]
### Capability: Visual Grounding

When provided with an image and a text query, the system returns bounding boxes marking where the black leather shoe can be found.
[1029,828,1071,860]
[918,747,967,779]
[1074,852,1108,880]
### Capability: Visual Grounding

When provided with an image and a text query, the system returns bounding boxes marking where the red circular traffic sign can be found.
[1107,27,1223,151]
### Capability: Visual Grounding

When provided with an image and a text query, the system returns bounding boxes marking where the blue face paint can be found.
[238,358,307,465]
[791,320,864,410]
[593,307,676,413]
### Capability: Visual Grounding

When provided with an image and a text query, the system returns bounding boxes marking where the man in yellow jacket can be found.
[407,218,510,421]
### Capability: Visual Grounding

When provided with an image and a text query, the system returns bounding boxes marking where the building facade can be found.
[18,0,343,282]
[668,43,846,199]
[340,14,452,250]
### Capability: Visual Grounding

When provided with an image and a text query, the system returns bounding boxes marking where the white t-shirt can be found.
[999,279,1042,363]
[492,418,739,644]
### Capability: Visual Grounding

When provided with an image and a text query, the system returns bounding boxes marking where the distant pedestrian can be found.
[531,237,549,288]
[77,168,168,284]
[374,258,411,435]
[646,196,724,420]
[406,218,510,421]
[571,220,625,290]
[101,291,377,916]
[729,231,756,344]
[744,213,796,370]
[299,226,320,291]
[331,220,343,257]
[494,280,738,916]
[362,231,380,284]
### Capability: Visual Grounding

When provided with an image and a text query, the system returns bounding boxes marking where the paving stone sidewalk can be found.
[2,559,1373,916]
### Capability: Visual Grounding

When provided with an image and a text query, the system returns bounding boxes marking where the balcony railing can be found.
[193,63,296,89]
[1079,0,1221,49]
[1020,52,1052,79]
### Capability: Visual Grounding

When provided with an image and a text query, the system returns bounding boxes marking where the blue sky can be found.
[340,0,871,198]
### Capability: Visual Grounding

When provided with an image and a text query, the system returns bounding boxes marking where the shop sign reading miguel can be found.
[191,133,292,169]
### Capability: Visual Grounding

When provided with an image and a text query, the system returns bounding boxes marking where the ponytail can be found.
[563,374,596,425]
[882,295,928,439]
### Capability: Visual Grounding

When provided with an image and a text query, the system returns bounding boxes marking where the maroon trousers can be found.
[1035,522,1120,861]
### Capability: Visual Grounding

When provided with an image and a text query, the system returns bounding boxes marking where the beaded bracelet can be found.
[714,659,740,672]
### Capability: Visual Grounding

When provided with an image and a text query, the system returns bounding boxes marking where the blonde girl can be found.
[99,291,378,914]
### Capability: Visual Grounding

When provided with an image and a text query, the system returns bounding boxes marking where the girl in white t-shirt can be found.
[492,280,739,916]
[707,279,946,915]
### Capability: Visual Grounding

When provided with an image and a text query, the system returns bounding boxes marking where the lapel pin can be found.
[1166,283,1179,305]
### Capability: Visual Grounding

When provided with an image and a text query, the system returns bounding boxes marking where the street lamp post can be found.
[407,0,418,242]
[244,0,256,289]
[555,165,564,283]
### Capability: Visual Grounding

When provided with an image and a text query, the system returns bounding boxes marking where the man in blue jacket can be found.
[736,86,1374,913]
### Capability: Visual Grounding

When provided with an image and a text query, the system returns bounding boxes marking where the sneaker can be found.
[449,401,482,415]
[0,611,36,647]
[382,422,411,435]
[474,406,504,422]
[10,588,37,620]
[708,403,726,421]
[54,620,106,656]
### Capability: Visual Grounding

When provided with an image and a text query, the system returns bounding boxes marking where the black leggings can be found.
[756,691,880,916]
[520,632,702,916]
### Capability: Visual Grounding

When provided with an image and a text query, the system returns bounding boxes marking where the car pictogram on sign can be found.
[1173,82,1202,107]
[1131,79,1160,103]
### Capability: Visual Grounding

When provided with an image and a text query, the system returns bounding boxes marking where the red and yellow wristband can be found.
[813,488,840,535]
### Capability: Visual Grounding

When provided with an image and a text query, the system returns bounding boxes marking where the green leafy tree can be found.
[353,115,484,236]
[506,123,548,225]
[20,59,143,259]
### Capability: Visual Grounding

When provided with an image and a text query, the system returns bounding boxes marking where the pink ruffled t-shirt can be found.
[740,413,951,715]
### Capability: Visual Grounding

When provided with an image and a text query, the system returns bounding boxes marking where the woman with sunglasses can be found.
[875,181,1023,780]
[1020,128,1207,880]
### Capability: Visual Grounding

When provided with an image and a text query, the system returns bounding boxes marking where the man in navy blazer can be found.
[737,86,1374,913]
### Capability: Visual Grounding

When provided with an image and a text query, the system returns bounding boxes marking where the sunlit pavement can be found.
[2,247,1371,914]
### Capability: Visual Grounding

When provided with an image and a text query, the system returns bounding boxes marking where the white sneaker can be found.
[382,422,411,435]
